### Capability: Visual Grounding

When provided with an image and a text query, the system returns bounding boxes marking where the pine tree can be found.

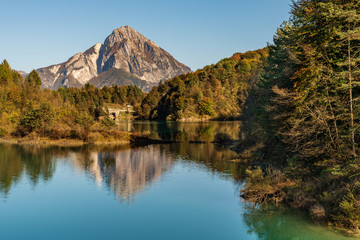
[25,70,42,88]
[0,60,13,85]
[273,0,360,160]
[317,0,360,156]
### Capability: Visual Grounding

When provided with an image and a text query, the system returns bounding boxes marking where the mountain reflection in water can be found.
[0,139,356,239]
[0,143,241,202]
[68,146,175,202]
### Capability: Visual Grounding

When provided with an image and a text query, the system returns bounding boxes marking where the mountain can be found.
[37,25,191,90]
[88,68,157,92]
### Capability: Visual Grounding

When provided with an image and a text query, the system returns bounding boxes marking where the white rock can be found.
[36,26,191,89]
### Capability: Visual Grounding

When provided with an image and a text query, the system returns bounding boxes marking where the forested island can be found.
[1,0,360,235]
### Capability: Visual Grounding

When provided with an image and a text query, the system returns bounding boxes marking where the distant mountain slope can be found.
[88,68,157,92]
[37,26,191,90]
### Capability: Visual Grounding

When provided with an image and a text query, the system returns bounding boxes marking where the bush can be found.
[27,131,39,141]
[17,103,39,136]
[101,117,115,129]
[17,102,55,136]
[70,126,90,141]
[48,128,71,139]
[0,128,7,137]
[111,129,130,140]
[75,112,94,130]
[242,167,294,205]
[86,132,103,144]
[334,192,360,231]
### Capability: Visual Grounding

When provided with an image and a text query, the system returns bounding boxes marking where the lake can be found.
[0,122,357,240]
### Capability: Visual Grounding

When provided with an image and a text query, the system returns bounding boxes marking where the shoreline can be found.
[0,134,241,147]
[1,136,359,237]
[0,137,130,147]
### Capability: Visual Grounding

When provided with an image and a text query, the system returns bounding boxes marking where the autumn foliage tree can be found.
[137,49,268,120]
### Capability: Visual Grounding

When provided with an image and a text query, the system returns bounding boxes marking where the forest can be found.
[0,62,144,143]
[0,0,360,233]
[240,0,360,233]
[0,48,267,142]
[137,49,268,121]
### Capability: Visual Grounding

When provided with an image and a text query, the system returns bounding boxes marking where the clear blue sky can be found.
[1,0,291,72]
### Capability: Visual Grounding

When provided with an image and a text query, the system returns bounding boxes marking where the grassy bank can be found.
[0,129,155,146]
[0,136,130,146]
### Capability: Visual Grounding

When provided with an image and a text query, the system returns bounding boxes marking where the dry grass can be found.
[242,166,295,205]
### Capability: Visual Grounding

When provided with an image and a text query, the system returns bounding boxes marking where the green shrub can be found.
[0,128,7,137]
[334,192,360,230]
[101,117,115,128]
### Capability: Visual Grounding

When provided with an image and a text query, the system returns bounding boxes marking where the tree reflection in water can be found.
[117,121,241,142]
[0,142,244,202]
[0,144,58,196]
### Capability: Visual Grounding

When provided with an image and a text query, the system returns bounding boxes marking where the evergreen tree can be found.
[249,0,360,230]
[270,0,360,160]
[25,70,42,88]
[0,60,13,85]
[317,0,360,156]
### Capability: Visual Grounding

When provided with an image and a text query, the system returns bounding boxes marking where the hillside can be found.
[137,49,268,121]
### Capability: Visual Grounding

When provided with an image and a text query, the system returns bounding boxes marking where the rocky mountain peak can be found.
[113,25,159,48]
[36,26,191,90]
[84,42,102,55]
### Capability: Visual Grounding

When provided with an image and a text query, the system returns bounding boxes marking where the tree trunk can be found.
[348,33,356,156]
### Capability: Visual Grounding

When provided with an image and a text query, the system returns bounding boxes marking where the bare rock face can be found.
[37,43,102,89]
[37,26,191,90]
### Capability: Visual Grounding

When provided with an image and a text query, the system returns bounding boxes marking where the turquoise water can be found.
[0,138,357,239]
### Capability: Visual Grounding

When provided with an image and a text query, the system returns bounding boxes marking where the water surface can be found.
[117,120,241,142]
[0,122,357,240]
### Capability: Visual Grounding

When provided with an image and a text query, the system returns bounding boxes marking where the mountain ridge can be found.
[37,26,191,90]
